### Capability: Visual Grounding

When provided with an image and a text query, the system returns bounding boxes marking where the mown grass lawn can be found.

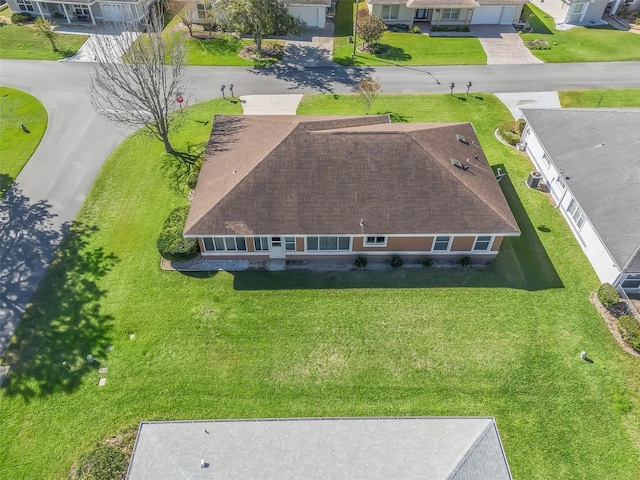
[0,86,47,195]
[332,0,486,66]
[559,88,640,107]
[1,95,640,479]
[0,21,88,60]
[521,4,640,62]
[155,9,282,66]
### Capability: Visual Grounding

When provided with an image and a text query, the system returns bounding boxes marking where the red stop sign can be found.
[176,95,184,104]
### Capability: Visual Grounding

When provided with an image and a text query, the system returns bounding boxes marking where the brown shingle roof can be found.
[185,116,519,237]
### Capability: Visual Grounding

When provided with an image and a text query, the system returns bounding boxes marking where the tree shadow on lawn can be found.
[1,218,118,399]
[371,44,412,62]
[231,165,563,291]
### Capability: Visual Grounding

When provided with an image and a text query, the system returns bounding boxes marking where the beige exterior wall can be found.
[369,3,414,23]
[491,236,503,252]
[295,237,305,252]
[451,236,474,252]
[432,8,473,25]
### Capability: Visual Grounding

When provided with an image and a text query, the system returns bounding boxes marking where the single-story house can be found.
[184,115,520,268]
[366,0,528,27]
[126,417,513,479]
[529,0,607,25]
[185,0,330,28]
[520,108,640,294]
[6,0,150,25]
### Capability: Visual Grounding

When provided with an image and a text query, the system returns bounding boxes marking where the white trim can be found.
[432,235,452,252]
[363,235,388,247]
[473,235,494,252]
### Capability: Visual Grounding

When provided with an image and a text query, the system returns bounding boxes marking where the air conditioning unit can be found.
[516,142,527,151]
[527,171,543,189]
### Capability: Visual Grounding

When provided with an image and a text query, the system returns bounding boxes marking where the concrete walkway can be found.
[61,25,141,63]
[474,25,543,65]
[239,94,303,115]
[495,91,561,119]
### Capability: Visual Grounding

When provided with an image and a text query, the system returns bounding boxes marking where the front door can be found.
[269,237,285,259]
[414,9,430,20]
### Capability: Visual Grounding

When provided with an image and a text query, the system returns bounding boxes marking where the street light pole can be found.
[352,0,358,59]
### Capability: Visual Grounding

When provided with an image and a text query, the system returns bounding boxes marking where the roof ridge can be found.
[185,116,299,235]
[301,115,390,132]
[446,420,495,480]
[408,128,519,232]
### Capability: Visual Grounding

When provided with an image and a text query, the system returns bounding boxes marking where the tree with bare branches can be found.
[355,76,382,115]
[88,10,186,154]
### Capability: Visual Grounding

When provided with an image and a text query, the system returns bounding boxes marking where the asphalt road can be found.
[0,58,639,356]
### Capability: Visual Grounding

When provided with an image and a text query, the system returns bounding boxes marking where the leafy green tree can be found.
[34,17,58,52]
[355,75,381,115]
[217,0,304,55]
[356,13,387,50]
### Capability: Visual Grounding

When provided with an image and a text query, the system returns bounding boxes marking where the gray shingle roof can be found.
[185,115,520,238]
[521,108,640,272]
[126,417,512,480]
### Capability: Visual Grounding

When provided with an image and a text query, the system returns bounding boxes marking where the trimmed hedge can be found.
[355,256,367,268]
[390,254,403,268]
[11,12,33,24]
[156,206,199,261]
[597,283,619,308]
[70,445,128,480]
[617,315,640,353]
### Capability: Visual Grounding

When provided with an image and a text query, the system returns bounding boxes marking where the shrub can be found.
[597,283,619,308]
[409,26,421,34]
[355,256,367,268]
[498,119,526,146]
[71,445,128,480]
[11,12,32,24]
[460,256,472,267]
[156,206,199,261]
[460,26,470,32]
[186,171,199,190]
[390,254,403,268]
[422,257,433,268]
[617,315,640,353]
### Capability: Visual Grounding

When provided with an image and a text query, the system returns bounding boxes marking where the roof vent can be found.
[456,134,468,145]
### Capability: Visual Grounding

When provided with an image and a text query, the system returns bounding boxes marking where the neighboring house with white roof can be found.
[126,417,513,479]
[6,0,150,25]
[520,108,640,294]
[366,0,528,27]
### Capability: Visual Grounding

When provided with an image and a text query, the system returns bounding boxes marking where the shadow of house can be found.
[1,220,117,399]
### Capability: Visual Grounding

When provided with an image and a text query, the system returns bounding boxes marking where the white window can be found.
[473,236,493,251]
[566,199,586,229]
[573,3,585,14]
[285,237,296,251]
[364,236,387,247]
[196,3,207,18]
[433,236,451,251]
[253,237,269,251]
[73,4,90,16]
[441,8,460,20]
[307,236,351,251]
[381,5,399,20]
[17,0,34,11]
[202,237,247,252]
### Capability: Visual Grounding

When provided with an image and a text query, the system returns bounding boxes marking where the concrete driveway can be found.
[474,25,543,65]
[282,23,335,67]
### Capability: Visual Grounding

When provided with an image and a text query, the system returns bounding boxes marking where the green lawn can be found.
[521,4,640,62]
[0,21,88,60]
[332,0,486,66]
[2,95,640,479]
[559,89,640,107]
[0,86,47,195]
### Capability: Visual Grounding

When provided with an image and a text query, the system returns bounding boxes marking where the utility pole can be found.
[352,0,358,59]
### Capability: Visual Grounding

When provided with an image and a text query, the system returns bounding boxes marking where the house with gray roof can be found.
[126,417,513,479]
[366,0,528,27]
[520,108,640,293]
[184,115,520,269]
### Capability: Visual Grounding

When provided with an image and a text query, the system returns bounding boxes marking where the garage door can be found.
[101,3,134,22]
[471,5,516,24]
[287,6,323,28]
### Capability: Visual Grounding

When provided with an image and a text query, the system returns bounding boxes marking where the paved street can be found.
[1,58,640,356]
